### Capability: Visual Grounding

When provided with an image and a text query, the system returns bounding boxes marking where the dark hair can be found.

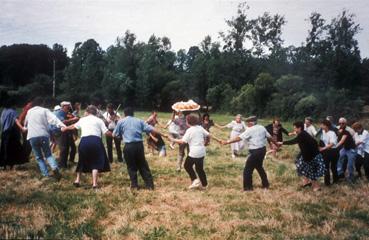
[32,97,44,107]
[272,117,280,123]
[124,107,134,117]
[186,114,199,126]
[86,105,98,115]
[202,113,210,120]
[293,121,304,130]
[305,117,313,123]
[106,103,114,109]
[321,119,331,128]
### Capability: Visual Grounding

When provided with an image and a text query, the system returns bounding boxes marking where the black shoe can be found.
[73,182,80,188]
[53,169,62,181]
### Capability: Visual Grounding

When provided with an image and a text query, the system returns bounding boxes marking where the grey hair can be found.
[86,105,98,116]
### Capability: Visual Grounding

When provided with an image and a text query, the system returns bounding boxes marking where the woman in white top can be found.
[215,114,247,158]
[62,105,112,189]
[352,122,369,179]
[170,115,217,189]
[319,119,339,186]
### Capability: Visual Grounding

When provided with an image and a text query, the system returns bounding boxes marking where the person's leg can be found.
[363,152,369,180]
[346,150,356,182]
[331,149,339,183]
[56,133,69,168]
[123,144,139,189]
[40,137,61,180]
[243,151,257,191]
[92,169,98,187]
[29,137,49,177]
[184,156,197,182]
[194,157,208,187]
[177,143,186,171]
[254,148,269,188]
[355,154,363,178]
[136,143,154,189]
[68,132,76,163]
[114,137,123,162]
[322,151,331,185]
[337,148,346,177]
[75,172,81,184]
[106,135,113,163]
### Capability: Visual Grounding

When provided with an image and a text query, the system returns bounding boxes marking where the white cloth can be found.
[239,124,271,150]
[227,121,247,153]
[103,111,121,130]
[74,115,108,138]
[182,125,209,158]
[25,106,65,140]
[167,119,179,135]
[320,130,338,148]
[354,130,369,156]
[304,124,317,137]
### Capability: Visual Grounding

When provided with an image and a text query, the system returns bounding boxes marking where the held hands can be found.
[61,126,67,132]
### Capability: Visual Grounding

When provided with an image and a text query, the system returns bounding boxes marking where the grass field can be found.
[0,112,369,239]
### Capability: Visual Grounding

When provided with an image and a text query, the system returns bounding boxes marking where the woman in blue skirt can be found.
[280,121,325,191]
[62,105,111,189]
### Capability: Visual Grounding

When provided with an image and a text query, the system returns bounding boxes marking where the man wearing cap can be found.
[55,101,79,168]
[221,116,276,191]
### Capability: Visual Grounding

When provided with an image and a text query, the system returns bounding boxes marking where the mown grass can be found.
[0,112,369,239]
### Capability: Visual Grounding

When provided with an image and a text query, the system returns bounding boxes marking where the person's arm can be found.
[171,111,176,121]
[150,133,159,142]
[336,134,347,148]
[281,136,299,145]
[282,127,289,136]
[221,136,242,145]
[214,122,230,129]
[320,142,334,151]
[46,110,66,128]
[61,124,77,132]
[15,118,24,131]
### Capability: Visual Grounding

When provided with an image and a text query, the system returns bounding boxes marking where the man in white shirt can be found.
[103,103,123,163]
[352,122,369,180]
[222,116,276,191]
[24,97,66,180]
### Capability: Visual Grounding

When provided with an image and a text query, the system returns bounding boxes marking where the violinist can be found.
[103,103,123,163]
[55,101,79,168]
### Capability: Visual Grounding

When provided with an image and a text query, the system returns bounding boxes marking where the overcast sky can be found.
[1,0,368,57]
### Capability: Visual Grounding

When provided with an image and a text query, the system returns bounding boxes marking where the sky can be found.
[1,0,368,57]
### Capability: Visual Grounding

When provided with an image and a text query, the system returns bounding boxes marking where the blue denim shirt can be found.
[113,116,154,143]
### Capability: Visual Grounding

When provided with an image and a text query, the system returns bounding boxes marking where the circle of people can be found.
[1,97,368,192]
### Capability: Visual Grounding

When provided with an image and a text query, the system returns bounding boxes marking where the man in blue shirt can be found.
[113,107,163,190]
[55,101,79,168]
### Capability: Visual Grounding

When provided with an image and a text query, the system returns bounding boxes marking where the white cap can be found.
[54,105,61,111]
[60,101,71,107]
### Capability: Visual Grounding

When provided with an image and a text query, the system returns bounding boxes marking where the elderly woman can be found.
[280,121,325,191]
[62,105,111,189]
[216,114,247,158]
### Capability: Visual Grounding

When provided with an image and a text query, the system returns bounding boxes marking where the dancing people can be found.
[103,103,123,163]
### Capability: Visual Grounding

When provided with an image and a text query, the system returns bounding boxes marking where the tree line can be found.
[1,4,368,120]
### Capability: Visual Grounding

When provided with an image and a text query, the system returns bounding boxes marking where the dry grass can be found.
[0,112,369,239]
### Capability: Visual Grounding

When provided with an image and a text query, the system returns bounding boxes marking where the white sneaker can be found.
[232,154,236,159]
[189,179,201,189]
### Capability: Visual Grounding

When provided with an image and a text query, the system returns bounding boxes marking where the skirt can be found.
[0,126,28,167]
[76,136,110,173]
[296,153,326,180]
[230,130,245,153]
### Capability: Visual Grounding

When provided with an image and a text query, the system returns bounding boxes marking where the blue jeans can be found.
[337,148,356,181]
[29,136,59,176]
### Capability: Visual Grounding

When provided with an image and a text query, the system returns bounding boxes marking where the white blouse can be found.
[74,115,108,138]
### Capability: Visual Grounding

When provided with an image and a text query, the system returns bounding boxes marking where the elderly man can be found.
[336,117,357,183]
[222,116,277,191]
[24,97,65,180]
[55,101,79,168]
[113,107,164,190]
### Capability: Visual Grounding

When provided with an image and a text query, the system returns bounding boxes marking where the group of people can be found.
[1,98,369,192]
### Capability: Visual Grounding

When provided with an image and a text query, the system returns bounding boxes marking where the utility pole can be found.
[53,59,56,98]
